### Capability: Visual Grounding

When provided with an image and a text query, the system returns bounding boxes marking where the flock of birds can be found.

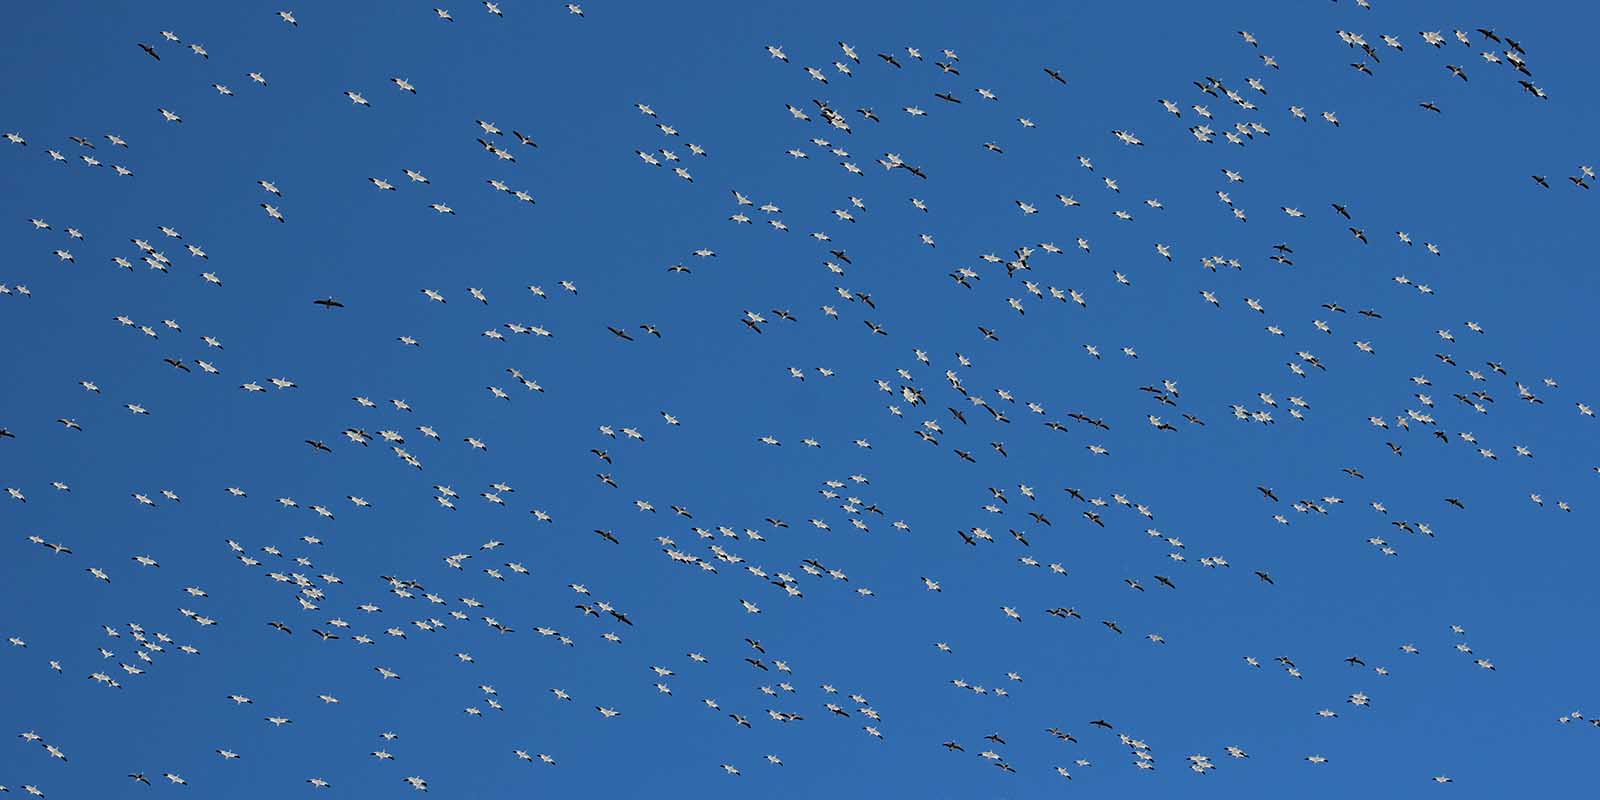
[1,3,1596,796]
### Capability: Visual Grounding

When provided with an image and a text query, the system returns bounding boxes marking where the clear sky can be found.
[2,1,1597,797]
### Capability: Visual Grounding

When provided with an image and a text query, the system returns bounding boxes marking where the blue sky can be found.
[2,0,1597,797]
